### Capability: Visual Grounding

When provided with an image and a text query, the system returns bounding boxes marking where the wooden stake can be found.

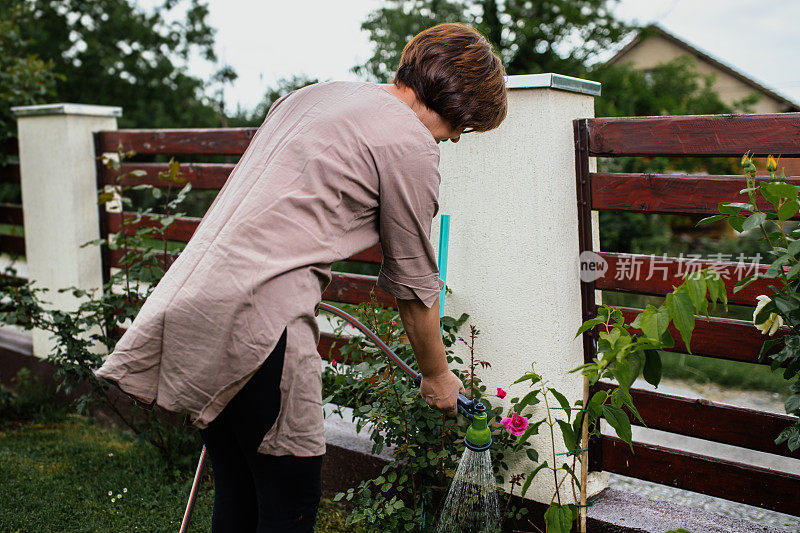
[579,375,589,533]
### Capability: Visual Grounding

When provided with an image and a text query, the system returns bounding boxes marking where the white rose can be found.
[753,295,784,336]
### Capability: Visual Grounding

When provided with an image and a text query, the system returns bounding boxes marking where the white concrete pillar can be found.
[432,74,605,503]
[11,103,121,358]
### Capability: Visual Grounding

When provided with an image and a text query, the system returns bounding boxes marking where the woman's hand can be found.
[394,295,464,416]
[419,370,465,417]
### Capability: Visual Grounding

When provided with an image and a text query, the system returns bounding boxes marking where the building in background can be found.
[607,24,799,115]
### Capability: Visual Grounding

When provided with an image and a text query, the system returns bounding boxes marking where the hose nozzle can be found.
[414,377,492,451]
[458,394,492,452]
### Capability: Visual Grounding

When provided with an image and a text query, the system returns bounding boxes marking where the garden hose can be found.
[178,301,489,532]
[316,302,491,451]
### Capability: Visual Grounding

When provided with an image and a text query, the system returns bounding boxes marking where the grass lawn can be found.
[0,415,353,532]
[660,351,795,395]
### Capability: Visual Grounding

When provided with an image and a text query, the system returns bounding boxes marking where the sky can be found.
[143,0,800,112]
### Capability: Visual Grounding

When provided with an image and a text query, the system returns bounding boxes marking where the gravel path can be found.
[605,378,799,532]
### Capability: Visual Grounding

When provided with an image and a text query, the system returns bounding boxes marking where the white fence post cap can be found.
[11,103,123,118]
[505,73,601,96]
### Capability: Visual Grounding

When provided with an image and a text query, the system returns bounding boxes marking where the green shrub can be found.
[0,367,68,425]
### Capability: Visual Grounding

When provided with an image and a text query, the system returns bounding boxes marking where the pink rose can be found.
[331,359,338,368]
[391,320,396,325]
[501,412,529,436]
[496,387,507,399]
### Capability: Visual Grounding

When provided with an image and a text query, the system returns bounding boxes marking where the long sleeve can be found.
[376,146,445,308]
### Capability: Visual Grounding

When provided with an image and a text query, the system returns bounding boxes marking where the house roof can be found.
[607,24,800,112]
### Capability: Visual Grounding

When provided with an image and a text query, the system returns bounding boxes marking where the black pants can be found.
[199,327,323,532]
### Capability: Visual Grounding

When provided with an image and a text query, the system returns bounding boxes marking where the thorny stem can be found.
[504,483,515,515]
[548,469,571,510]
[744,164,793,283]
[540,380,561,506]
[92,376,140,435]
[440,413,446,485]
[117,175,131,302]
[570,450,579,506]
[458,325,485,399]
[387,353,418,511]
[162,183,174,272]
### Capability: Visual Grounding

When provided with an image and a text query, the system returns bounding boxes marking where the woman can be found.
[94,22,507,532]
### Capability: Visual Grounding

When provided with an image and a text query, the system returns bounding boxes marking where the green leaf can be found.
[643,350,662,387]
[683,275,708,316]
[696,214,726,226]
[615,386,646,426]
[788,239,800,257]
[544,503,575,533]
[603,404,632,449]
[785,262,800,280]
[513,372,541,386]
[556,419,577,452]
[775,423,800,452]
[742,211,767,232]
[526,448,539,463]
[718,202,752,214]
[521,461,548,497]
[765,182,799,200]
[515,389,541,413]
[779,199,800,221]
[659,326,675,349]
[754,299,778,325]
[575,316,604,338]
[704,271,722,307]
[617,351,644,390]
[599,327,621,349]
[587,390,607,421]
[727,214,745,232]
[549,388,571,421]
[514,419,545,451]
[786,394,800,415]
[638,304,670,340]
[665,292,695,353]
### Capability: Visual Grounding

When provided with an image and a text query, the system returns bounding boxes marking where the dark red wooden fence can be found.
[575,112,800,516]
[94,128,393,364]
[0,137,25,261]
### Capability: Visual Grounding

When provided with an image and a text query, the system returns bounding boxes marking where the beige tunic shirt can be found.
[93,80,445,456]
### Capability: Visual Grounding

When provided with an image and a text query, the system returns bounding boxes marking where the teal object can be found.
[437,214,450,334]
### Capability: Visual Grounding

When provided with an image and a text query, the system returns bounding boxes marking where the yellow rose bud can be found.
[740,152,751,167]
[767,155,778,172]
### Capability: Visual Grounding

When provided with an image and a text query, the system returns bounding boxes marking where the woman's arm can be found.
[396,295,464,416]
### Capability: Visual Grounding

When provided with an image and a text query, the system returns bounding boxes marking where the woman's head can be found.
[392,23,507,137]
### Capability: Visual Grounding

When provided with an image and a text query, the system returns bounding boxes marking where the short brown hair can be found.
[392,22,507,133]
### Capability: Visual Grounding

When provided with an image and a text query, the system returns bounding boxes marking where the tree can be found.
[2,0,226,128]
[0,1,61,163]
[227,74,321,128]
[352,0,632,82]
[352,0,472,82]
